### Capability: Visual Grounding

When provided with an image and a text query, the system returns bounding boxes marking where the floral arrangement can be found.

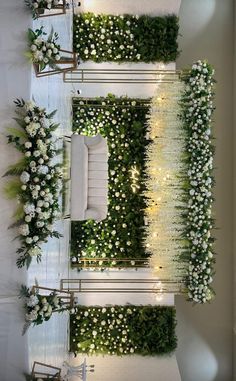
[180,60,215,303]
[70,305,177,355]
[4,99,62,268]
[71,95,150,269]
[26,27,61,71]
[73,13,179,63]
[25,0,62,19]
[19,285,63,334]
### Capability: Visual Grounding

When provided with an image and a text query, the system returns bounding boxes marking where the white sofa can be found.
[70,133,109,221]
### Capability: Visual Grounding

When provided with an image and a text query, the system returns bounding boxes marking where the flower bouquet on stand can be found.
[19,284,75,335]
[25,0,66,19]
[4,98,63,268]
[19,285,64,334]
[26,27,77,77]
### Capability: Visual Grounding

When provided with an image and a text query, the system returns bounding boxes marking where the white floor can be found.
[0,1,182,381]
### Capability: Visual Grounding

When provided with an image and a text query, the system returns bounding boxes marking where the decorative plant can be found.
[4,99,62,268]
[19,284,64,334]
[25,0,61,19]
[71,95,151,269]
[180,60,215,303]
[70,305,177,355]
[74,13,179,63]
[26,27,61,71]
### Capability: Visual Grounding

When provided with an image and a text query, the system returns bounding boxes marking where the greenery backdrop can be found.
[70,305,177,355]
[73,13,179,63]
[71,95,150,269]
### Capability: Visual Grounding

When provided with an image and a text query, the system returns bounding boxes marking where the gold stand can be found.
[64,68,181,84]
[34,49,77,77]
[71,257,150,269]
[61,278,184,295]
[31,361,62,380]
[36,0,66,18]
[31,285,75,311]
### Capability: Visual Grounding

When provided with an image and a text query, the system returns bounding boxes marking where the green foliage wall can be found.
[70,305,177,355]
[71,95,150,268]
[73,13,179,63]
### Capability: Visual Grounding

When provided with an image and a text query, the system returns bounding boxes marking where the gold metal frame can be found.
[71,257,150,269]
[34,49,77,77]
[35,0,66,18]
[72,96,151,109]
[64,68,181,84]
[61,278,184,294]
[31,285,75,311]
[31,361,62,380]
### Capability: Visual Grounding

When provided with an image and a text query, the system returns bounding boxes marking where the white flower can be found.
[19,224,29,236]
[37,165,49,175]
[26,310,38,322]
[24,203,35,215]
[20,171,30,184]
[28,246,41,257]
[25,141,32,149]
[25,101,35,112]
[27,294,39,307]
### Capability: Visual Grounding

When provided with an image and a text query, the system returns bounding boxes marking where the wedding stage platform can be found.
[0,1,182,380]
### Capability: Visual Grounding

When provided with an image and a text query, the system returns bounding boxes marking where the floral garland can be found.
[70,305,177,355]
[180,60,215,303]
[19,285,63,334]
[73,13,179,63]
[25,0,61,19]
[26,27,61,71]
[4,99,62,268]
[71,95,150,269]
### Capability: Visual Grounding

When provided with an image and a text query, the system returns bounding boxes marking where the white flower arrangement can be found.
[180,60,215,303]
[19,285,64,334]
[26,27,61,72]
[4,99,62,268]
[25,0,61,19]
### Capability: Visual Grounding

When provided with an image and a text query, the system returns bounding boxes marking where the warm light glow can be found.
[129,165,140,193]
[144,81,185,282]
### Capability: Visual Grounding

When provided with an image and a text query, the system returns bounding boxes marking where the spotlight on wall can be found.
[77,89,82,95]
[78,1,81,6]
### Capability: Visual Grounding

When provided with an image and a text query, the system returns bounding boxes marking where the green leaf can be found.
[27,28,36,42]
[3,179,22,199]
[6,127,27,140]
[48,110,57,119]
[12,203,24,221]
[3,158,27,177]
